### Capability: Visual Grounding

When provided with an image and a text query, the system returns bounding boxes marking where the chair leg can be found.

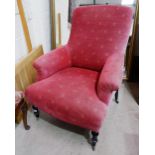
[21,100,30,130]
[115,89,119,104]
[91,131,99,151]
[32,105,40,118]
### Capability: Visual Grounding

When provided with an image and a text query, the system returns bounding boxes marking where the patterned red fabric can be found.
[69,5,133,71]
[26,67,107,131]
[33,46,72,81]
[97,53,124,104]
[25,5,133,132]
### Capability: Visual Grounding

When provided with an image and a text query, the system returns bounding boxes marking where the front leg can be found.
[91,131,99,151]
[115,89,119,104]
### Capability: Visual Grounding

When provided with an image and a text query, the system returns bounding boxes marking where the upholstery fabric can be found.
[25,5,133,132]
[34,46,72,81]
[97,53,124,104]
[68,5,133,71]
[26,67,107,131]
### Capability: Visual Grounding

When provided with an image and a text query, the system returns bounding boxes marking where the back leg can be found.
[115,89,119,104]
[32,105,40,118]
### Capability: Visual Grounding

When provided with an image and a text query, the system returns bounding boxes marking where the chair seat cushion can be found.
[25,67,107,131]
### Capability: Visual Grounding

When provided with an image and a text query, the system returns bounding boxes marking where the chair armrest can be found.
[33,45,72,81]
[97,53,124,103]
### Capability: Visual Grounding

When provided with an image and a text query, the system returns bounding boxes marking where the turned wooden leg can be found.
[115,89,119,104]
[32,105,40,118]
[21,100,30,130]
[91,131,99,151]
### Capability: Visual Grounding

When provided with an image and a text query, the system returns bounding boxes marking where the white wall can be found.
[55,0,69,45]
[15,0,51,63]
[15,0,28,62]
[96,0,122,4]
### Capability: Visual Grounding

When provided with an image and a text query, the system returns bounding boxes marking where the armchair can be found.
[25,5,133,150]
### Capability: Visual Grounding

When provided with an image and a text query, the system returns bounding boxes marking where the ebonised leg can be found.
[91,131,99,151]
[21,100,30,130]
[32,105,40,118]
[115,89,119,104]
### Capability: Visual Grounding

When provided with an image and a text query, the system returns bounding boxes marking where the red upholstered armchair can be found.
[25,5,133,150]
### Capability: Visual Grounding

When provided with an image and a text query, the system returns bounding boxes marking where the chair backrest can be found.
[68,5,133,71]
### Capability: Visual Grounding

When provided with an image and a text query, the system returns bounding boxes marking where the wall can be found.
[55,0,69,45]
[96,0,122,4]
[15,0,28,62]
[15,0,51,63]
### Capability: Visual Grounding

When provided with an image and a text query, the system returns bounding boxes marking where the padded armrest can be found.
[33,45,72,81]
[97,53,124,103]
